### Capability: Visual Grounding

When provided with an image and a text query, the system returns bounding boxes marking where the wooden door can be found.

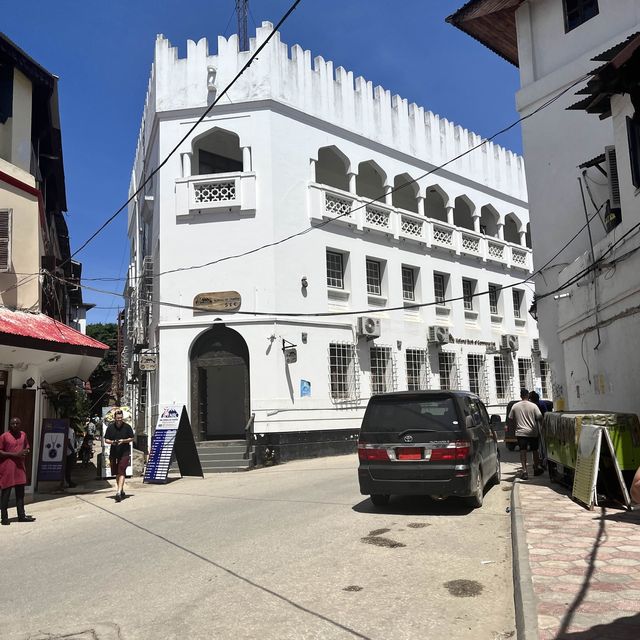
[9,389,36,484]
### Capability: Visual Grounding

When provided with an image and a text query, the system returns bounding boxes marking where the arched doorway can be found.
[190,326,250,441]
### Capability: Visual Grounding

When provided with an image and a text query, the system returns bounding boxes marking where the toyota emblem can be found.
[403,435,413,443]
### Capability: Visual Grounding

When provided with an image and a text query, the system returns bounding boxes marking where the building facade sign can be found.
[193,291,242,312]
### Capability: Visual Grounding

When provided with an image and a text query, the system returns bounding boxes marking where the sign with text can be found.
[37,418,69,485]
[144,405,203,483]
[139,351,158,371]
[193,291,241,312]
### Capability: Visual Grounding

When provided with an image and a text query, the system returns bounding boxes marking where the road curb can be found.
[511,479,539,640]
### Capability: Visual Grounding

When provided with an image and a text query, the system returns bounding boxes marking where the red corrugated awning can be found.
[0,308,108,357]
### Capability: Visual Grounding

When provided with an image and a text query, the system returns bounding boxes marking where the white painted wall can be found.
[126,24,543,438]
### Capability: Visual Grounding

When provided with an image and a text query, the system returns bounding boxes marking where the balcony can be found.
[309,183,532,271]
[176,171,256,217]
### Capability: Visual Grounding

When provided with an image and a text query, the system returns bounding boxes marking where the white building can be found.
[449,1,640,414]
[125,22,543,464]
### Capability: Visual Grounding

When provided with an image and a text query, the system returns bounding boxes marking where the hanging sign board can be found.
[144,405,203,484]
[36,418,69,484]
[193,291,241,312]
[139,351,158,371]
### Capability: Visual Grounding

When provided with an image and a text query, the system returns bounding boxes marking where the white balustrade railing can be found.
[176,171,256,215]
[308,183,532,271]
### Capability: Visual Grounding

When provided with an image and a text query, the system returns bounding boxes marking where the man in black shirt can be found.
[104,409,134,502]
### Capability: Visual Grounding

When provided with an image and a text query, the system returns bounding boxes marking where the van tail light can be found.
[357,443,390,461]
[430,441,471,461]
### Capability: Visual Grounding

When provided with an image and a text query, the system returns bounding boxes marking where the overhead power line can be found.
[62,0,303,268]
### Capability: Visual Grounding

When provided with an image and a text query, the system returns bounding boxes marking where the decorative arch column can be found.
[519,229,527,247]
[309,158,317,182]
[347,171,357,194]
[242,146,252,172]
[384,184,393,206]
[445,205,455,226]
[181,152,192,178]
[417,195,425,217]
[472,213,481,233]
[497,222,505,241]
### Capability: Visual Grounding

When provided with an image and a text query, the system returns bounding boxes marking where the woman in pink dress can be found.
[0,416,35,525]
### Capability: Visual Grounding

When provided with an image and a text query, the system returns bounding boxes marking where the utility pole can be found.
[236,0,249,51]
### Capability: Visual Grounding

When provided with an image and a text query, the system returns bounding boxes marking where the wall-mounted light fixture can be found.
[301,276,308,289]
[23,377,35,389]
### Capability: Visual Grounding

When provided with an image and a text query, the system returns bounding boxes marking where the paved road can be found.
[3,453,518,640]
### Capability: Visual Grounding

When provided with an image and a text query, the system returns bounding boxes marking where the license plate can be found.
[397,447,423,460]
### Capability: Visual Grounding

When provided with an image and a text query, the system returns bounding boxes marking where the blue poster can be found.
[300,380,311,397]
[37,418,69,482]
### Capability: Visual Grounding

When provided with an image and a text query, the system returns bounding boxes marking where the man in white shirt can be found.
[508,388,543,480]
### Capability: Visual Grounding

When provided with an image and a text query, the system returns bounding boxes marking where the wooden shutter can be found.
[0,209,10,271]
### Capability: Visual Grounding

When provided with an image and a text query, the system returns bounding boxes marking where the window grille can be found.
[438,351,458,390]
[402,267,415,301]
[563,0,599,32]
[468,354,488,401]
[494,355,514,401]
[366,259,382,296]
[326,251,344,289]
[512,289,522,319]
[434,273,446,304]
[518,358,534,391]
[370,345,396,394]
[540,360,550,398]
[488,284,499,315]
[406,349,429,390]
[328,343,359,402]
[462,279,474,311]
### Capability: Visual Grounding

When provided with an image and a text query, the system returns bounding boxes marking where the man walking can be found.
[508,388,543,480]
[65,425,77,488]
[104,410,134,502]
[0,417,35,525]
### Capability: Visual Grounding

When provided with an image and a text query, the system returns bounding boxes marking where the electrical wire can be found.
[59,0,303,271]
[46,203,604,318]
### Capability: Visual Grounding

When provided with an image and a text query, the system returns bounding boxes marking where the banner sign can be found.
[193,291,241,312]
[37,418,69,484]
[144,405,203,484]
[139,351,158,371]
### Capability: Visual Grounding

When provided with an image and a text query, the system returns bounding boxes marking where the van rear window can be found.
[362,397,459,432]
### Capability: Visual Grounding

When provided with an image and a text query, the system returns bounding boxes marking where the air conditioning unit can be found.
[428,326,450,345]
[605,145,621,211]
[501,334,519,352]
[357,316,381,340]
[531,338,541,354]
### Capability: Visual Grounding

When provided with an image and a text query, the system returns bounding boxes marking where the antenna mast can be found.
[236,0,249,51]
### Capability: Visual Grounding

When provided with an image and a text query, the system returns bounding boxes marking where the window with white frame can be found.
[512,289,523,319]
[438,352,457,390]
[370,345,396,394]
[366,258,382,296]
[518,358,534,391]
[328,343,359,401]
[488,284,500,315]
[540,360,550,398]
[467,354,486,399]
[406,349,428,390]
[494,355,513,401]
[462,278,475,311]
[402,266,416,302]
[563,0,598,33]
[0,209,11,272]
[434,272,447,305]
[326,250,344,289]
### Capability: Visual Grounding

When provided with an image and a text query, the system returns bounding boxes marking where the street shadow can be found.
[558,612,640,639]
[554,507,607,637]
[353,495,474,516]
[599,508,640,525]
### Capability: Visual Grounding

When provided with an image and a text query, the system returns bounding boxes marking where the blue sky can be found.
[3,0,521,323]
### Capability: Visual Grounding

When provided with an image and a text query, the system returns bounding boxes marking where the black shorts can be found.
[110,455,130,476]
[517,436,539,451]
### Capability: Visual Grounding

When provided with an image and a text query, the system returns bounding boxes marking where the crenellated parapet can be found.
[133,22,527,201]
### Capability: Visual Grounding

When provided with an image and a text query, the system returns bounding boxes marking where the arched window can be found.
[480,205,500,237]
[392,173,418,213]
[504,213,522,245]
[453,195,475,231]
[193,129,243,175]
[356,161,386,201]
[315,146,350,191]
[424,185,448,222]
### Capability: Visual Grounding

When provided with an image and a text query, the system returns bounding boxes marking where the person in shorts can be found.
[508,388,543,480]
[104,410,134,502]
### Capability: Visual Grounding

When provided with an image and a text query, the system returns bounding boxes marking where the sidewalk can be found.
[513,473,640,639]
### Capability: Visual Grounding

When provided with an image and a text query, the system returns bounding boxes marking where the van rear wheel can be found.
[370,494,390,507]
[466,469,484,509]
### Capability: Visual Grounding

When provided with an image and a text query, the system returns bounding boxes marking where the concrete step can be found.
[196,440,245,449]
[198,451,250,461]
[200,458,250,470]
